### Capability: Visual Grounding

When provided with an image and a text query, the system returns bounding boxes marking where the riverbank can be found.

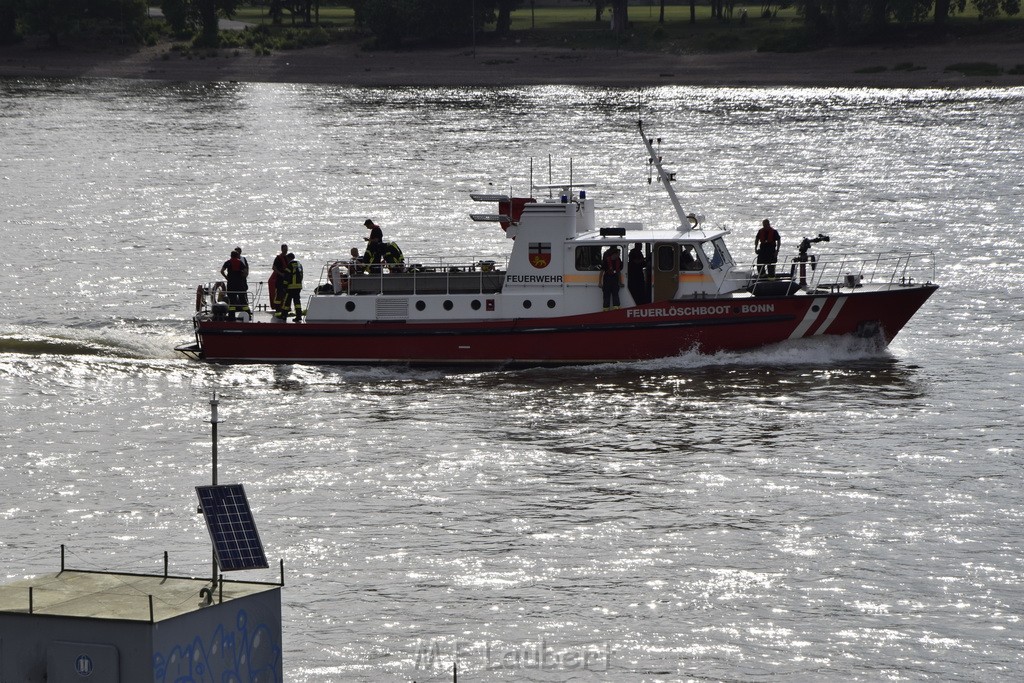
[2,37,1023,88]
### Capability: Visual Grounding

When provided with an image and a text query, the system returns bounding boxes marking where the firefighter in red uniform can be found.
[219,249,250,321]
[754,219,782,277]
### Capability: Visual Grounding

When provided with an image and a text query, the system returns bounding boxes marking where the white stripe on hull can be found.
[788,297,828,339]
[813,296,848,336]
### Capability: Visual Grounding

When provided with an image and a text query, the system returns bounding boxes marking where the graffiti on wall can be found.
[153,608,281,683]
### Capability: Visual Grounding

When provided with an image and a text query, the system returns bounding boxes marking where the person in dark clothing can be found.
[219,249,250,321]
[234,245,249,272]
[361,235,387,273]
[364,219,383,243]
[276,253,304,322]
[754,219,782,277]
[381,241,404,271]
[271,243,289,311]
[600,246,623,310]
[627,242,649,306]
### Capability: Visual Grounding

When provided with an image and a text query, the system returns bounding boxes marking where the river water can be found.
[2,79,1023,681]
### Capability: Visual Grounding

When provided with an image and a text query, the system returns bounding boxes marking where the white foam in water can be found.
[0,324,184,361]
[510,334,890,379]
[645,334,892,371]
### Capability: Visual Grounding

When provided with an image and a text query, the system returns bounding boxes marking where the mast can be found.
[638,119,692,232]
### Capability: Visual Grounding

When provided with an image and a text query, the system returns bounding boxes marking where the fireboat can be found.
[176,121,937,365]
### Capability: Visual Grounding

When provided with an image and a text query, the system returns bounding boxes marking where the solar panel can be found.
[196,484,269,572]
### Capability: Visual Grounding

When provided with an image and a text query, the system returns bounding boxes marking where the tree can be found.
[973,0,1021,16]
[0,0,18,44]
[574,1,609,23]
[362,0,490,47]
[193,0,237,46]
[17,0,148,46]
[160,0,237,44]
[495,0,523,37]
[161,0,190,36]
[610,0,628,32]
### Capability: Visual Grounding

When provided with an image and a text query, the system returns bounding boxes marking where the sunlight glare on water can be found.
[1,79,1023,680]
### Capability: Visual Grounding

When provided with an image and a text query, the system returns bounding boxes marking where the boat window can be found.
[712,237,732,266]
[574,245,603,271]
[701,240,727,270]
[657,244,676,271]
[680,245,702,272]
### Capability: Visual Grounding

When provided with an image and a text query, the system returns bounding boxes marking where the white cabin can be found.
[302,188,750,325]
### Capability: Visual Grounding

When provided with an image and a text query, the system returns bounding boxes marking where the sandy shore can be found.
[2,38,1023,88]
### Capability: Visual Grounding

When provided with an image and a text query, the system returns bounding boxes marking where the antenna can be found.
[638,119,691,231]
[547,154,553,198]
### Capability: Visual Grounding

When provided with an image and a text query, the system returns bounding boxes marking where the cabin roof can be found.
[573,227,728,244]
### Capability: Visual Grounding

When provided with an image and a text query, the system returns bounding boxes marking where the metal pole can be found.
[210,391,220,586]
[210,390,219,487]
[637,120,691,230]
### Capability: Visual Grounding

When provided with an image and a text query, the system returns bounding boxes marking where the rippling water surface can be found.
[2,79,1023,680]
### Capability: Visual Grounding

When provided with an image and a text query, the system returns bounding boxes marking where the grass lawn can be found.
[225,3,1022,55]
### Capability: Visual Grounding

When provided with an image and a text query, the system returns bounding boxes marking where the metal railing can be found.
[196,281,267,316]
[317,256,511,296]
[728,251,936,293]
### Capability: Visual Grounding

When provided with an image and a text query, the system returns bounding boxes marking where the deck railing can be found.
[730,251,936,292]
[196,281,266,317]
[317,257,510,296]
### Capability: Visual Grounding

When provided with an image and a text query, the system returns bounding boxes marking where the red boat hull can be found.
[191,285,937,365]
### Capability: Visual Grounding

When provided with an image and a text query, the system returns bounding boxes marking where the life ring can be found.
[211,281,226,303]
[195,285,204,312]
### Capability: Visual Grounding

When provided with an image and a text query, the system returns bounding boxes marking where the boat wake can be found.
[646,334,893,371]
[501,333,894,378]
[0,326,183,361]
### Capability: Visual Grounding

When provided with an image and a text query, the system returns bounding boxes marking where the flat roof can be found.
[0,570,278,622]
[574,228,728,243]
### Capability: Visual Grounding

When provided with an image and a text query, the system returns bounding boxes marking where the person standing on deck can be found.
[233,246,250,314]
[754,219,782,278]
[627,242,649,305]
[361,233,388,273]
[364,219,383,243]
[276,253,304,322]
[219,249,250,321]
[600,246,623,311]
[270,243,289,311]
[234,246,249,274]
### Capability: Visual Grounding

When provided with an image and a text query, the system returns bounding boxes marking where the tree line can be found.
[0,0,1019,49]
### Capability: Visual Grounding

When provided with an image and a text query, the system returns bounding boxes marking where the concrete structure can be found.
[0,568,282,682]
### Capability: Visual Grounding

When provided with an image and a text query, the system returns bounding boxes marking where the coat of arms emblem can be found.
[529,242,551,269]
